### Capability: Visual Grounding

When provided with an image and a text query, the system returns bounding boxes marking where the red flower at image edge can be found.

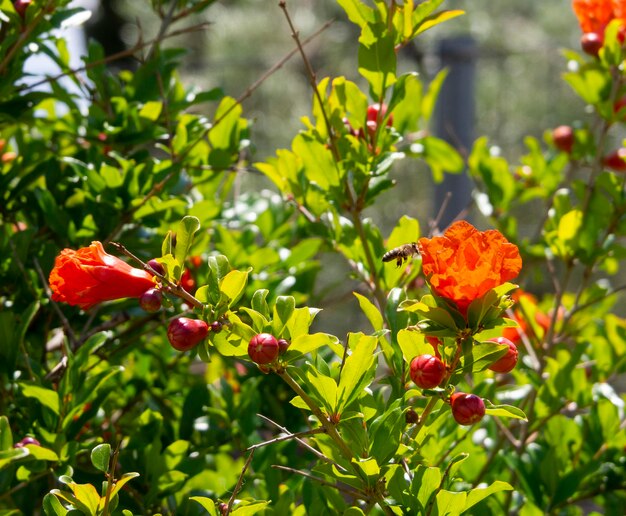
[49,241,155,309]
[418,221,522,315]
[573,0,626,37]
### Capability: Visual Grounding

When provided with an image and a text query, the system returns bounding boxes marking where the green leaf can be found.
[397,329,434,363]
[467,341,509,372]
[351,457,380,487]
[466,480,513,510]
[358,32,396,97]
[108,472,140,500]
[286,333,338,361]
[414,9,464,37]
[90,444,111,473]
[190,496,218,516]
[24,445,59,462]
[251,289,270,318]
[0,447,29,470]
[20,384,60,415]
[139,100,163,121]
[337,333,378,412]
[484,402,528,421]
[174,216,201,268]
[220,269,250,308]
[230,501,270,515]
[43,493,68,516]
[368,400,405,463]
[353,292,384,332]
[337,0,374,29]
[0,416,12,451]
[273,295,296,333]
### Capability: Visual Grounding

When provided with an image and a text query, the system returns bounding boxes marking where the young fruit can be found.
[580,32,603,57]
[167,317,209,351]
[487,337,519,373]
[552,125,574,153]
[139,288,162,313]
[248,333,279,364]
[409,354,446,389]
[450,392,485,426]
[147,259,165,276]
[603,148,626,171]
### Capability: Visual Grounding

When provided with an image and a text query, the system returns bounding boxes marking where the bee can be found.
[382,242,420,267]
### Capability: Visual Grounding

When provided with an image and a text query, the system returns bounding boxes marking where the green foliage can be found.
[1,0,625,515]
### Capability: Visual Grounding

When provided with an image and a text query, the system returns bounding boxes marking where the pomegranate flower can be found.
[418,221,522,315]
[49,241,155,309]
[573,0,626,45]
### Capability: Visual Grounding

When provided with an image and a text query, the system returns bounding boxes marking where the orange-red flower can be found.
[418,221,522,315]
[573,0,626,38]
[49,241,155,309]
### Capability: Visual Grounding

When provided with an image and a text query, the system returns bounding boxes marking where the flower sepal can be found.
[399,294,465,337]
[465,282,518,333]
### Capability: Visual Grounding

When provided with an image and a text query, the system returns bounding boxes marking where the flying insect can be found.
[382,242,420,267]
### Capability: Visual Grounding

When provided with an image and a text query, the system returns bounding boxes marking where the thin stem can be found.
[247,427,326,451]
[278,1,340,162]
[271,465,365,499]
[110,242,204,310]
[256,414,346,471]
[226,450,255,514]
[277,370,354,461]
[19,23,211,93]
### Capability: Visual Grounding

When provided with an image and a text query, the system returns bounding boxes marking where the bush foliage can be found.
[1,0,625,515]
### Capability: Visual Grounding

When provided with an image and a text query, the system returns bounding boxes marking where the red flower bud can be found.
[139,288,162,313]
[367,103,393,127]
[409,354,446,389]
[14,0,31,18]
[450,392,485,426]
[147,259,165,276]
[14,437,40,448]
[487,337,519,373]
[552,125,574,153]
[210,321,223,333]
[277,338,290,354]
[167,318,208,351]
[248,333,279,364]
[603,148,626,171]
[580,32,603,57]
[425,336,442,359]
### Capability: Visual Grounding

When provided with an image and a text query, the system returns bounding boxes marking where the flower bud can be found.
[248,333,279,364]
[167,317,208,351]
[147,259,165,276]
[409,354,446,389]
[487,337,518,373]
[14,437,40,448]
[211,321,223,333]
[277,338,290,354]
[139,288,162,313]
[450,392,485,426]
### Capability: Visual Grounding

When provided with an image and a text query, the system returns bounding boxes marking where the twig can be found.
[19,23,211,93]
[247,426,326,451]
[256,414,347,471]
[226,450,255,514]
[278,1,340,161]
[110,242,205,310]
[271,465,365,499]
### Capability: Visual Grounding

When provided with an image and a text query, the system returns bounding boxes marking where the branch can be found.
[110,242,204,310]
[226,450,255,514]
